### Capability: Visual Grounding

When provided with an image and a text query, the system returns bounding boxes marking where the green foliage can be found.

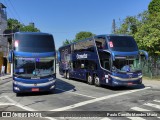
[62,31,95,46]
[63,39,72,46]
[75,31,94,41]
[134,13,160,55]
[7,18,40,32]
[115,16,139,35]
[148,0,160,15]
[20,25,40,32]
[7,18,22,30]
[115,7,160,56]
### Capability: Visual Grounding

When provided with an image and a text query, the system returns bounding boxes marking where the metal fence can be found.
[142,57,160,79]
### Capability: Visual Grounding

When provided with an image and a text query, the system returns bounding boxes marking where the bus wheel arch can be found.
[94,75,101,87]
[87,73,93,85]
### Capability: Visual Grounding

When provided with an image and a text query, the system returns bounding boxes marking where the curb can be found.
[0,75,12,80]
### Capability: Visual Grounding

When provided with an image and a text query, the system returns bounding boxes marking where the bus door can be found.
[79,60,86,80]
[99,51,111,71]
[73,60,86,80]
[98,50,112,84]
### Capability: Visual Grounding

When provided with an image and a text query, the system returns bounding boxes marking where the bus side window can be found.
[96,41,103,49]
[73,61,81,70]
[95,36,107,49]
[103,61,110,70]
[99,51,111,70]
[85,60,97,70]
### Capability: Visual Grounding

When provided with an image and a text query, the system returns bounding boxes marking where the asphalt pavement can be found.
[0,73,160,120]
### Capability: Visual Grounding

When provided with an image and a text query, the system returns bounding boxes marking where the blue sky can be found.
[2,0,151,49]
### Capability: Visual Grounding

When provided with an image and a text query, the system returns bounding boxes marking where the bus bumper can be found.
[111,78,142,87]
[13,79,56,93]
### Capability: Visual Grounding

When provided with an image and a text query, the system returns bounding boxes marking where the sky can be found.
[1,0,151,49]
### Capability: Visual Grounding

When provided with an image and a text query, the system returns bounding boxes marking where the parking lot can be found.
[0,71,160,120]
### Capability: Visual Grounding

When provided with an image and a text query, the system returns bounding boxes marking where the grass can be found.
[143,76,160,81]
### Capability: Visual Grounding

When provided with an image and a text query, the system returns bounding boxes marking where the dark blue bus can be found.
[9,32,56,93]
[58,34,148,87]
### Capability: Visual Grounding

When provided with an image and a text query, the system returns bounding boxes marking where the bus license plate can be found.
[32,88,39,92]
[128,83,133,85]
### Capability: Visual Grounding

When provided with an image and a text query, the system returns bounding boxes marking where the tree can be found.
[20,25,40,32]
[62,31,95,46]
[7,18,22,31]
[115,16,139,35]
[63,39,72,46]
[7,18,40,32]
[134,12,160,56]
[148,0,160,15]
[75,31,95,41]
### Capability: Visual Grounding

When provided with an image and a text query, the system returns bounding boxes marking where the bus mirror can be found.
[57,51,60,62]
[81,64,84,69]
[8,50,13,63]
[139,50,148,60]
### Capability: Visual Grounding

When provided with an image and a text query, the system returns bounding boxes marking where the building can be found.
[0,3,9,74]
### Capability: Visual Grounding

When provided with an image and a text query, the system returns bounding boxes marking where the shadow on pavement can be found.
[16,78,75,97]
[64,77,147,91]
[101,84,146,91]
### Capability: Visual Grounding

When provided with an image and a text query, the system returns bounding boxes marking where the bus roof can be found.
[14,32,52,36]
[14,32,55,52]
[59,34,132,49]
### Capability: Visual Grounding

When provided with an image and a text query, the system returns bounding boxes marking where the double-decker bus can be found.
[9,32,56,93]
[58,34,148,87]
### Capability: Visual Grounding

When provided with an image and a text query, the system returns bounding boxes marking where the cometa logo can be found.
[76,54,88,59]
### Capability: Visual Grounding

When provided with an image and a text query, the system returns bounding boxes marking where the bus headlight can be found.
[52,80,56,83]
[14,87,20,91]
[50,85,55,89]
[14,81,18,85]
[49,79,56,84]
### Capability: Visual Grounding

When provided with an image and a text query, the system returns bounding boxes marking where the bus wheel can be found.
[87,75,93,85]
[94,76,101,87]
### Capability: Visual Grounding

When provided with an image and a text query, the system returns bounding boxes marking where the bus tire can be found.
[87,74,93,85]
[94,76,101,87]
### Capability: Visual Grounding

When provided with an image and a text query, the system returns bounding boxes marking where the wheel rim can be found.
[95,77,100,86]
[88,76,92,84]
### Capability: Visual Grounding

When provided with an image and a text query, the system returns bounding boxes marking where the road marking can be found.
[127,117,146,120]
[50,87,150,111]
[56,88,96,99]
[131,107,151,111]
[0,102,15,106]
[153,100,160,103]
[0,96,56,120]
[100,117,111,120]
[131,105,160,119]
[4,96,36,111]
[144,103,160,110]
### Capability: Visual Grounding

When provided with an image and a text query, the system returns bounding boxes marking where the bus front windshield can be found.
[112,56,141,72]
[14,57,55,77]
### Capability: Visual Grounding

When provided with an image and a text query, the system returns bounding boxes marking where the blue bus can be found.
[58,34,148,87]
[9,32,56,93]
